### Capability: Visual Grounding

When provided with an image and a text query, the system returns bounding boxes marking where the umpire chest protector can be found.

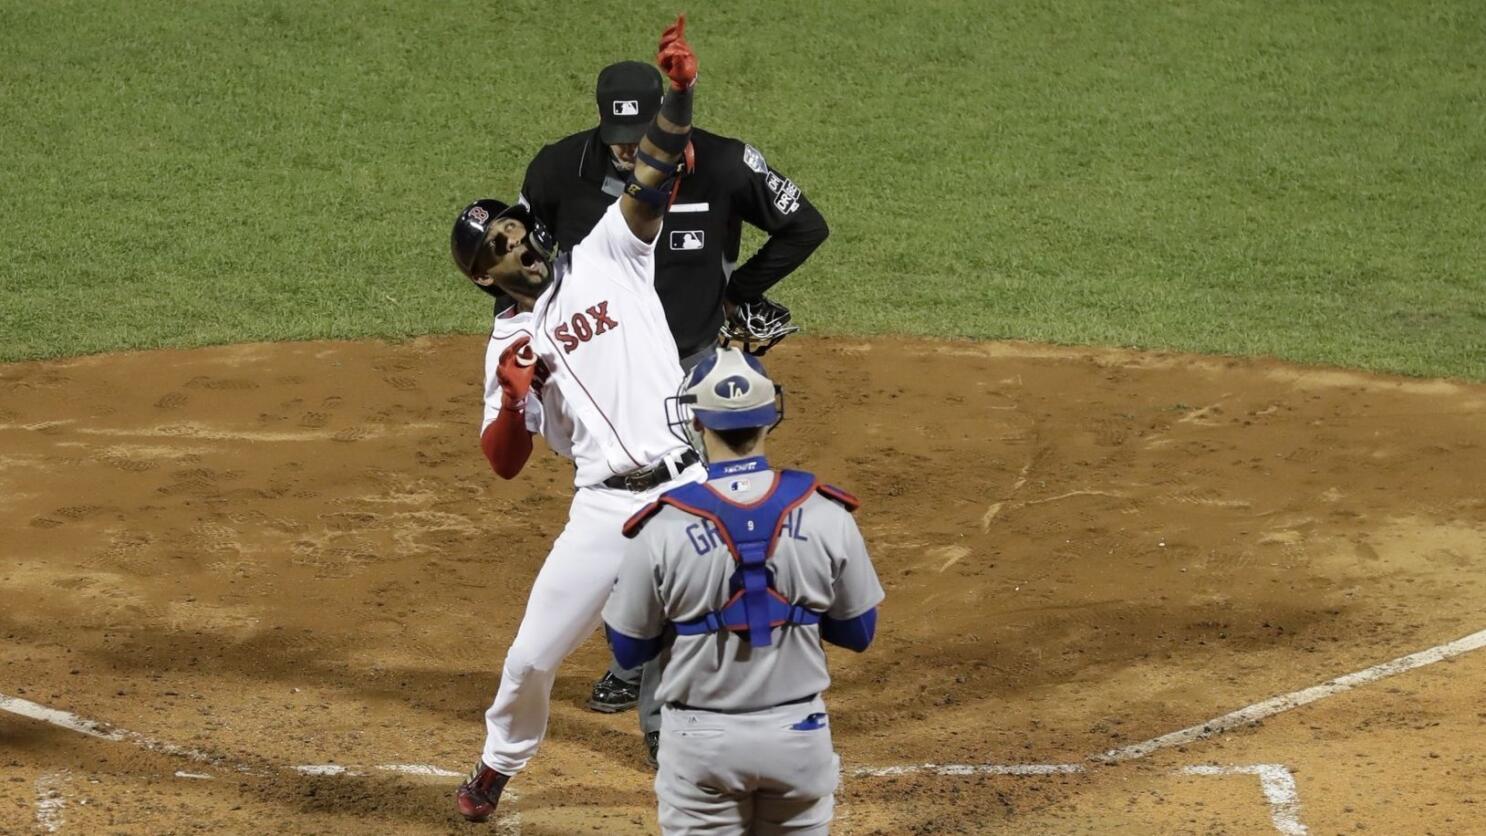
[623,470,860,648]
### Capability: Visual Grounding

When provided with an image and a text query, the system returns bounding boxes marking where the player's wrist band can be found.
[635,148,679,176]
[624,176,675,210]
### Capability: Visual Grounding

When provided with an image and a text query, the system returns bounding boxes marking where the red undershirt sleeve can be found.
[480,406,533,479]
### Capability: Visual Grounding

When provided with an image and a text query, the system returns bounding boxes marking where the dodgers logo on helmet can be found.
[714,375,751,400]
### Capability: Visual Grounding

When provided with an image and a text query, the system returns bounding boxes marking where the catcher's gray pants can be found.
[609,337,719,735]
[654,696,839,835]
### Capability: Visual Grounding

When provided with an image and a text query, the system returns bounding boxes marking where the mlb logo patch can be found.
[742,143,768,174]
[670,230,705,251]
[612,100,640,116]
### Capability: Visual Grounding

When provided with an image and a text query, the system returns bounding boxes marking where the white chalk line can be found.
[853,763,1084,777]
[851,625,1486,780]
[1183,765,1306,836]
[0,690,513,827]
[9,624,1483,834]
[294,763,463,778]
[855,761,1305,834]
[1,692,230,768]
[1099,625,1486,762]
[34,771,68,833]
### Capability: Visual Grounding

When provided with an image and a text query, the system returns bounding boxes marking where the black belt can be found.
[670,693,817,714]
[602,449,700,492]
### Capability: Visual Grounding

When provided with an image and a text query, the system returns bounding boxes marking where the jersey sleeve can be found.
[725,141,829,302]
[602,533,668,640]
[575,201,659,288]
[481,318,543,436]
[825,509,885,621]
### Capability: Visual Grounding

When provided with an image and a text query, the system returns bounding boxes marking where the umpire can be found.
[520,60,829,369]
[517,60,830,757]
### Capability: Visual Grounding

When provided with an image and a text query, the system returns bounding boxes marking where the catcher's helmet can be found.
[450,199,560,298]
[666,347,785,452]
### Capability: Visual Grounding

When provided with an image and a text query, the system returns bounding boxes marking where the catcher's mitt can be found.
[719,296,800,356]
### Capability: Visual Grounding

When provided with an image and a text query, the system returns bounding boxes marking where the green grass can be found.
[2,0,1483,378]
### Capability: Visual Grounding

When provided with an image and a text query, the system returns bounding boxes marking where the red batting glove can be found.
[496,337,542,409]
[657,14,697,90]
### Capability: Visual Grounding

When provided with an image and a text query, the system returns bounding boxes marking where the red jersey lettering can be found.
[571,311,594,342]
[553,322,581,353]
[551,301,620,354]
[587,302,618,334]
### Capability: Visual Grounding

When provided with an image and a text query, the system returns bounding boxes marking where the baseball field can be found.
[2,1,1484,834]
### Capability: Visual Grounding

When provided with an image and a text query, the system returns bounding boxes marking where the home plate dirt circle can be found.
[1,336,1482,834]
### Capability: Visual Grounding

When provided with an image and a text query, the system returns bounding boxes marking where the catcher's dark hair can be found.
[711,426,766,455]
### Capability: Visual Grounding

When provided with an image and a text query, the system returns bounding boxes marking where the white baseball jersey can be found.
[529,202,692,487]
[482,306,575,461]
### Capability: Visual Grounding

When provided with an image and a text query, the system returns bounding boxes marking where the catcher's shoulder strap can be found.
[622,472,859,538]
[816,483,860,512]
[622,501,666,538]
[654,470,823,647]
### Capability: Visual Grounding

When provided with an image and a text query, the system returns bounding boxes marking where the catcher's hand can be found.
[720,296,800,356]
[496,337,549,407]
[657,14,697,90]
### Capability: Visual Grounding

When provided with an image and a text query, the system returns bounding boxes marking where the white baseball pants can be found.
[480,467,702,775]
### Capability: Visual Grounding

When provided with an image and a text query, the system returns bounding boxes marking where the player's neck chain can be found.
[707,456,769,479]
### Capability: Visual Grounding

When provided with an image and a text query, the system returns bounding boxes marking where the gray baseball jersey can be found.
[603,467,884,712]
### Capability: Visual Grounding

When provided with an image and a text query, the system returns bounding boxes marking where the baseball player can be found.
[518,54,831,759]
[446,15,706,823]
[604,347,885,835]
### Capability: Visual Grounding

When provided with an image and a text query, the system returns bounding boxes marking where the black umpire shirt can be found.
[519,128,829,358]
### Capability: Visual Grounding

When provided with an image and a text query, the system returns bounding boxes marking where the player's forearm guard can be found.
[648,86,692,155]
[660,84,692,129]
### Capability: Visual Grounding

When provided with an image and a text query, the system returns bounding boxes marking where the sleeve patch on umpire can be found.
[742,143,768,174]
[765,172,801,214]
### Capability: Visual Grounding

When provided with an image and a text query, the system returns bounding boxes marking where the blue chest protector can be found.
[623,470,857,648]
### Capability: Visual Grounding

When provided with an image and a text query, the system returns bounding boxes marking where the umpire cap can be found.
[596,61,663,144]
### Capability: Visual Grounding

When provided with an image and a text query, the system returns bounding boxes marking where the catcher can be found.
[604,347,884,834]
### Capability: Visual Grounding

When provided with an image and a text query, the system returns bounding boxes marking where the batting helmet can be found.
[450,199,560,298]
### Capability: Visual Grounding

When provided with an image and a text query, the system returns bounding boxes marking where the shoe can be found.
[586,672,640,713]
[646,730,660,768]
[455,762,511,823]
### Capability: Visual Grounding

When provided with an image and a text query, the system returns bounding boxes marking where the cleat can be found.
[586,672,640,713]
[646,730,660,768]
[455,762,511,823]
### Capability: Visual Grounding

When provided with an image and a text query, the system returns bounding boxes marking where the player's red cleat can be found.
[455,762,511,822]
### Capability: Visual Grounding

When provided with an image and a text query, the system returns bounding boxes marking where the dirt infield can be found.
[2,336,1483,834]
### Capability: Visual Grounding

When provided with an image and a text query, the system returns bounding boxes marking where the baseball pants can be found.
[655,697,840,835]
[480,466,704,775]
